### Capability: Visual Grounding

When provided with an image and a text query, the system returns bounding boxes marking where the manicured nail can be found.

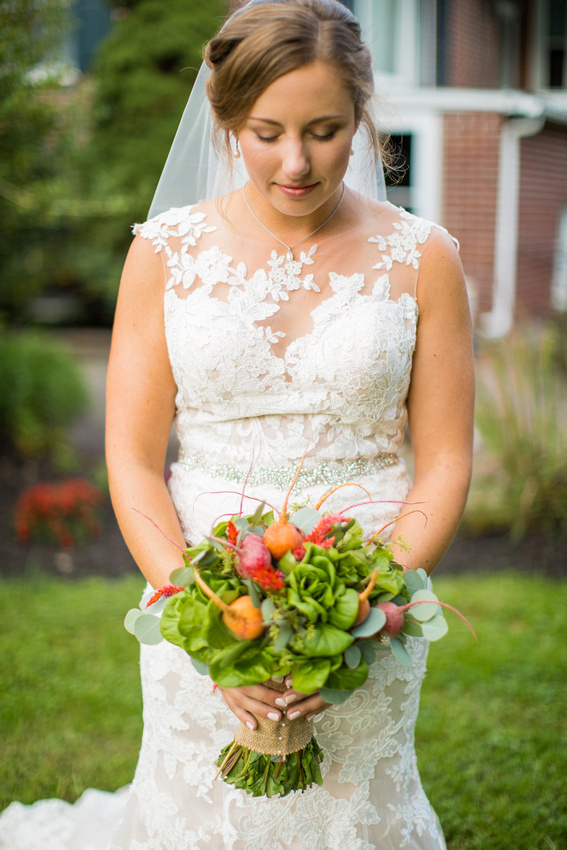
[275,698,286,707]
[288,710,301,720]
[267,712,280,721]
[284,677,293,688]
[284,693,298,705]
[246,721,255,730]
[272,675,284,683]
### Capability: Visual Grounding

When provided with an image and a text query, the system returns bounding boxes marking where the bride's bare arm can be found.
[106,234,187,588]
[106,234,286,724]
[389,233,475,575]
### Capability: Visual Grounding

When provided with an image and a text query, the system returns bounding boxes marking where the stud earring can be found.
[234,139,241,159]
[350,148,354,157]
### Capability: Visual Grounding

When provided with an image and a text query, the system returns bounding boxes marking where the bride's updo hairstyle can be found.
[204,0,380,162]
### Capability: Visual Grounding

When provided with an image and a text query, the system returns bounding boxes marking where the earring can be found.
[234,139,241,159]
[350,148,354,157]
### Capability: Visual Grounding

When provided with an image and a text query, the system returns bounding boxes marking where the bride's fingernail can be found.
[288,710,301,720]
[284,676,293,688]
[246,721,255,730]
[272,676,284,683]
[267,711,280,721]
[284,693,298,705]
[275,698,286,707]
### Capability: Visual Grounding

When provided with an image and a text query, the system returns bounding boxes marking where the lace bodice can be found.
[134,201,448,476]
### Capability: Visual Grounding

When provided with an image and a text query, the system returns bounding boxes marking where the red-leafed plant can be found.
[15,478,104,548]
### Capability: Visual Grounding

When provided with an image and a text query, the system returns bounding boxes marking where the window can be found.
[354,0,419,85]
[552,206,567,311]
[533,0,567,89]
[385,134,414,213]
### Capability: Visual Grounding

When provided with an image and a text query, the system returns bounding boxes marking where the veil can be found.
[148,0,387,218]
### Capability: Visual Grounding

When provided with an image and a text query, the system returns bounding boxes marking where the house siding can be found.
[442,111,502,316]
[517,122,567,317]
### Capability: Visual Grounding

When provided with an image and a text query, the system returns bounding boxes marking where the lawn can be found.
[0,572,565,849]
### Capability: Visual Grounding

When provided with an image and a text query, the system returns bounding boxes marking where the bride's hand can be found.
[274,678,331,721]
[218,682,286,730]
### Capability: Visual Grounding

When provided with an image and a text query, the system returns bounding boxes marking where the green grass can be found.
[0,573,566,849]
[418,574,567,850]
[0,575,144,808]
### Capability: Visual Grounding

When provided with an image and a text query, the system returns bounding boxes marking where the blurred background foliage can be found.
[0,0,225,326]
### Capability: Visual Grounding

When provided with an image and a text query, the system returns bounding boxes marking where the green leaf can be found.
[169,566,194,586]
[245,579,261,609]
[133,613,163,645]
[261,598,276,621]
[191,548,219,567]
[278,550,298,575]
[344,644,362,669]
[324,657,369,690]
[203,603,238,650]
[191,657,210,676]
[319,686,355,705]
[291,657,331,694]
[297,623,353,657]
[410,589,440,622]
[421,614,449,642]
[390,636,412,667]
[350,606,386,638]
[209,640,274,687]
[250,502,266,526]
[417,568,428,583]
[328,588,359,630]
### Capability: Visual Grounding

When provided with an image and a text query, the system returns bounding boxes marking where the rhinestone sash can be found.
[177,452,399,490]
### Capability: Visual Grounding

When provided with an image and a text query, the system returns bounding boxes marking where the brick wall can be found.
[517,123,567,317]
[442,111,502,316]
[444,0,501,88]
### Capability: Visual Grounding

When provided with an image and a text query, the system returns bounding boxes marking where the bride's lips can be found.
[275,183,318,199]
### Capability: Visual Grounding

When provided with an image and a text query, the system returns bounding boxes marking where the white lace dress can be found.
[0,200,450,850]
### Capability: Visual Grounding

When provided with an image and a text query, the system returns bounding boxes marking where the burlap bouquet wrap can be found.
[234,681,314,756]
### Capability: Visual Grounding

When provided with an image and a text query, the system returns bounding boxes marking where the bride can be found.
[0,0,474,847]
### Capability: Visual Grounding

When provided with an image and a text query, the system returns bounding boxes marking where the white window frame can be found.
[354,0,419,87]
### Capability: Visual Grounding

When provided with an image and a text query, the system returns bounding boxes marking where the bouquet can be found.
[126,473,473,798]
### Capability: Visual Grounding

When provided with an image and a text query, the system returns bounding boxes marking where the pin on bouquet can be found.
[125,459,475,799]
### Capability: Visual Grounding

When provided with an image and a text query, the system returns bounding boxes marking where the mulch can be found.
[1,455,565,581]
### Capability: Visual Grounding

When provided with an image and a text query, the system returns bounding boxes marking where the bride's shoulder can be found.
[132,200,218,248]
[359,195,456,245]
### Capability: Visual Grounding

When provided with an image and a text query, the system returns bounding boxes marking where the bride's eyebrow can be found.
[247,115,344,126]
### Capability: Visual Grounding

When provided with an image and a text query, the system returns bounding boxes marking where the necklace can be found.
[242,182,346,261]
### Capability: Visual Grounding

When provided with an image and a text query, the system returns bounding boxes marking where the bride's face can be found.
[238,60,356,220]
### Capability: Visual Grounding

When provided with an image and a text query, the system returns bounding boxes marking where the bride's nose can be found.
[281,136,310,180]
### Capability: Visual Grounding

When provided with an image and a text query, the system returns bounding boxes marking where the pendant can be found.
[286,250,293,261]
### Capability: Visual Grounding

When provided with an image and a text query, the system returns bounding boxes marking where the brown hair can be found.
[204,0,382,164]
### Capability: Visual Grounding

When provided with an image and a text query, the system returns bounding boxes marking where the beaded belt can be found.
[177,452,399,490]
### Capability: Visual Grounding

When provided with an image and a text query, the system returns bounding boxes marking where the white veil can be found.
[148,0,386,218]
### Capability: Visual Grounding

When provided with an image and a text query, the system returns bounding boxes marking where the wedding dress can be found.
[0,198,450,850]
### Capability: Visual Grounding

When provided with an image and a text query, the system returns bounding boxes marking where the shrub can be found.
[465,327,567,540]
[14,478,104,548]
[0,329,89,459]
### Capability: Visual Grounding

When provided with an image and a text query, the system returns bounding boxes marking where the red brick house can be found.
[352,0,567,334]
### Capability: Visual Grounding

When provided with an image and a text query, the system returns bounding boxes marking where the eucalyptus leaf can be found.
[290,506,321,534]
[390,636,412,667]
[319,686,355,705]
[206,536,226,552]
[350,606,386,638]
[234,516,250,530]
[417,568,429,583]
[124,608,142,635]
[421,614,449,642]
[409,589,440,622]
[261,598,276,621]
[250,502,266,526]
[273,622,293,653]
[191,548,218,567]
[344,644,362,669]
[191,657,210,676]
[401,618,424,637]
[402,569,425,594]
[358,639,377,665]
[133,613,163,645]
[246,580,261,609]
[169,566,194,586]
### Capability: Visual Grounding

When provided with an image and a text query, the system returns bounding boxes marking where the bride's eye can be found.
[312,130,337,141]
[256,134,279,143]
